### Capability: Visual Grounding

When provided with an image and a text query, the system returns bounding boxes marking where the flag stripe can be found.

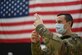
[29,9,82,15]
[0,29,33,34]
[0,33,31,39]
[0,38,31,43]
[0,38,43,43]
[0,32,82,39]
[29,1,82,8]
[0,28,81,40]
[0,18,82,26]
[0,14,82,23]
[0,22,82,31]
[0,28,82,34]
[49,28,82,32]
[0,32,82,40]
[30,4,82,13]
[30,0,78,4]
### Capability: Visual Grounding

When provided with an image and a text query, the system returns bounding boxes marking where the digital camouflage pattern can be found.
[31,24,82,55]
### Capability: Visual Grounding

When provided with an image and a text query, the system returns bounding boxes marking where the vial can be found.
[8,52,13,55]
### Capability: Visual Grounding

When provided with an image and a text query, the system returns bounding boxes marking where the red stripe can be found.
[73,19,82,23]
[72,28,82,32]
[0,38,43,43]
[0,29,33,34]
[0,36,81,43]
[0,21,34,26]
[0,18,82,26]
[0,36,82,43]
[44,18,82,23]
[0,28,82,34]
[49,28,82,32]
[29,9,82,16]
[0,38,31,43]
[29,1,82,8]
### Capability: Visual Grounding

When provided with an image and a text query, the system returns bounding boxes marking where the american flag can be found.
[0,0,82,43]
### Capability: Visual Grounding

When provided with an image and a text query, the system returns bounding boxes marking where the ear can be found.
[68,21,71,27]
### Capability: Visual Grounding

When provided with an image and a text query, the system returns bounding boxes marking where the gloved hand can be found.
[34,13,43,27]
[31,30,40,43]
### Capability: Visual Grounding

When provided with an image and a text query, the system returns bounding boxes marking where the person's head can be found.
[55,13,73,35]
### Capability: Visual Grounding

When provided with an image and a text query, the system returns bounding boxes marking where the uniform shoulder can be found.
[52,33,62,41]
[71,33,82,40]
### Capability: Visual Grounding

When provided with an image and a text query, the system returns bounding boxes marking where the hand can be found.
[34,13,43,27]
[31,30,40,43]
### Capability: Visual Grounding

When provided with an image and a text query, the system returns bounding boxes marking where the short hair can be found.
[57,13,73,27]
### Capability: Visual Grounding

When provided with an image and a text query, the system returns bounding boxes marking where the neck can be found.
[64,29,73,36]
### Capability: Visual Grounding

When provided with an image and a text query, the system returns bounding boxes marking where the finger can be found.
[32,33,38,36]
[33,23,36,27]
[34,13,40,20]
[32,30,38,33]
[32,30,36,33]
[32,35,39,39]
[32,30,38,34]
[32,31,39,36]
[31,36,39,42]
[32,33,39,37]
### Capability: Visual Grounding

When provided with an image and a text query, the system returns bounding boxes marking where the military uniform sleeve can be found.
[78,43,82,55]
[35,24,53,39]
[35,24,64,55]
[78,37,82,55]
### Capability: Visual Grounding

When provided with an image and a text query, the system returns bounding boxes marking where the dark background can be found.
[0,43,32,55]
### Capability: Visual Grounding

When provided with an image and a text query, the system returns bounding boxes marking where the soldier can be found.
[31,13,82,55]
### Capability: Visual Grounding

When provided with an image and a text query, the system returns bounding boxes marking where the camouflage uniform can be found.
[31,24,82,55]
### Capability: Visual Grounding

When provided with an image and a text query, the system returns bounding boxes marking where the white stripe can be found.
[0,33,31,39]
[45,23,82,29]
[46,23,82,29]
[0,16,34,23]
[30,4,82,12]
[75,32,82,37]
[0,14,82,23]
[0,32,82,39]
[0,23,81,31]
[72,23,82,28]
[0,24,34,31]
[71,14,82,19]
[40,14,82,20]
[30,0,77,5]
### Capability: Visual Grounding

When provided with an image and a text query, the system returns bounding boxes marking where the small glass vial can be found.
[8,52,13,55]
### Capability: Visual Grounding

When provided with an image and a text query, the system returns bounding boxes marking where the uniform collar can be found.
[60,33,78,39]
